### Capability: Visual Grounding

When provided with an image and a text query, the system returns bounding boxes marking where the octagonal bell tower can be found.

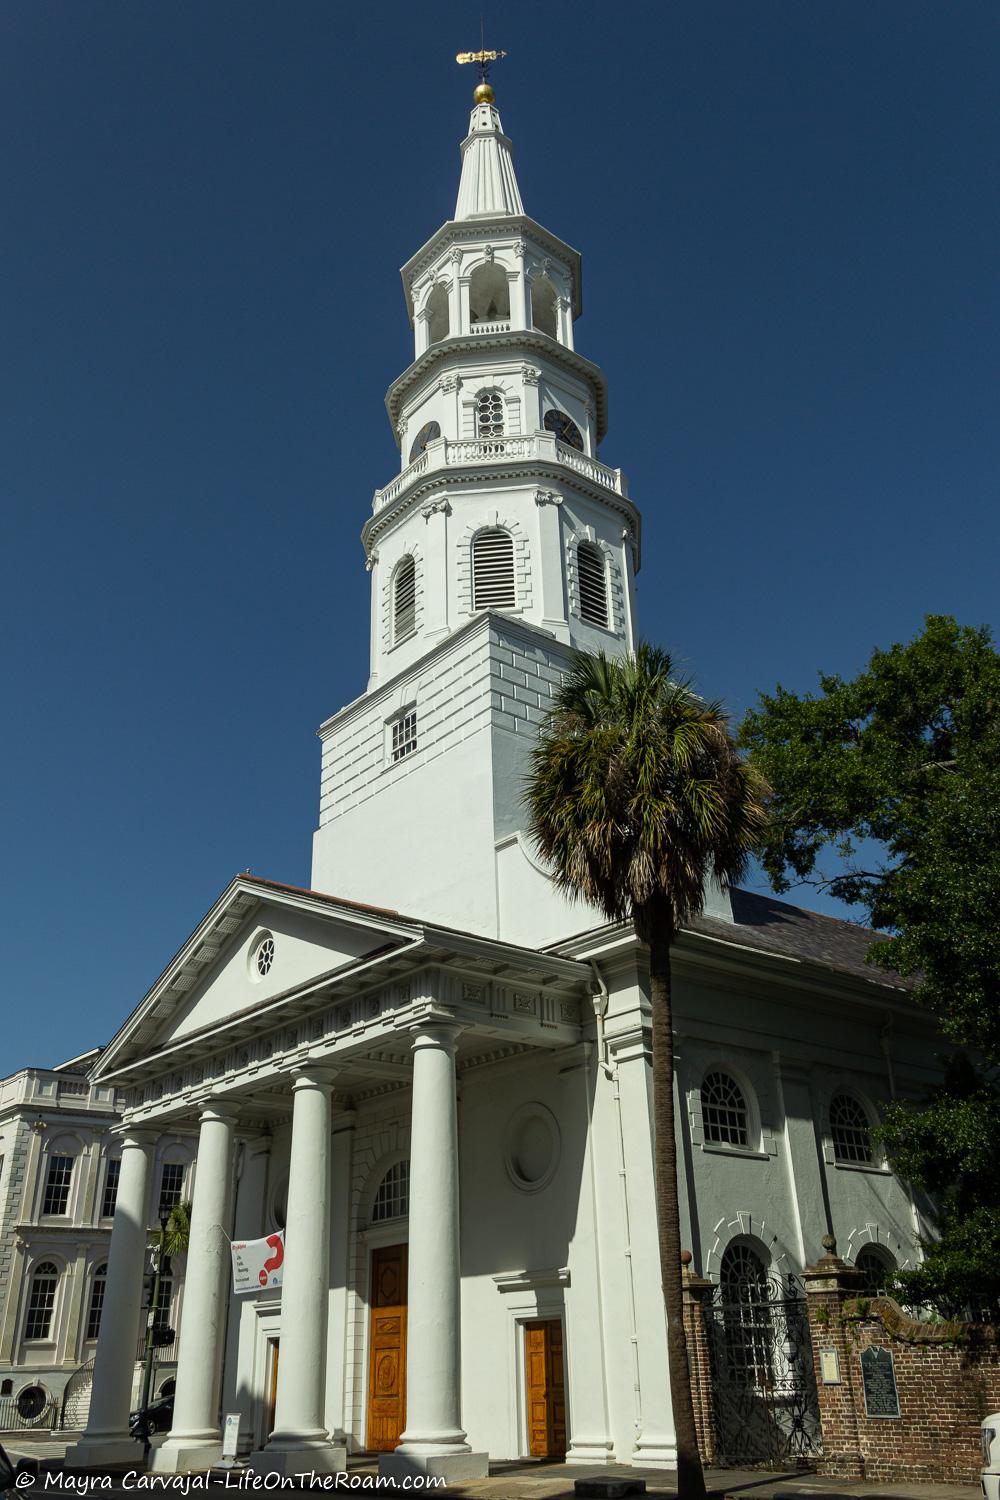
[311,87,644,945]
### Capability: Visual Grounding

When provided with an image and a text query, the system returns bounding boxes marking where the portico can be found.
[66,876,592,1475]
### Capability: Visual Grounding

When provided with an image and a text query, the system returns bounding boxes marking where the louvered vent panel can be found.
[577,544,609,627]
[472,530,516,609]
[393,558,416,641]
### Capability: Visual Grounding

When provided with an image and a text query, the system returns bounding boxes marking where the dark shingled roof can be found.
[689,888,906,989]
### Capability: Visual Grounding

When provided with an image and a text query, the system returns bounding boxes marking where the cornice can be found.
[384,331,608,444]
[360,457,640,562]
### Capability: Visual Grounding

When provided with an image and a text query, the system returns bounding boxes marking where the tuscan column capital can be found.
[111,1125,158,1148]
[289,1063,339,1093]
[409,1021,464,1057]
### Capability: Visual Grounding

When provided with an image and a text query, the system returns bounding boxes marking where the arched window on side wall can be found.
[371,1160,410,1223]
[854,1245,896,1299]
[719,1241,773,1389]
[25,1263,59,1341]
[701,1071,750,1148]
[392,556,417,644]
[472,529,516,611]
[85,1265,107,1341]
[830,1093,875,1165]
[577,542,609,628]
[426,284,449,343]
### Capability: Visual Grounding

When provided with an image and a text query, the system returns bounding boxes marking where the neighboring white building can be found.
[0,1055,188,1431]
[66,85,940,1479]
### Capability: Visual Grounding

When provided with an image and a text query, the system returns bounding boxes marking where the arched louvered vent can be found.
[392,556,416,643]
[577,543,609,627]
[472,529,516,610]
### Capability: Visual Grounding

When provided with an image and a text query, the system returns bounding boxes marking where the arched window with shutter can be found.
[392,556,417,644]
[701,1071,750,1148]
[577,542,609,627]
[472,529,516,610]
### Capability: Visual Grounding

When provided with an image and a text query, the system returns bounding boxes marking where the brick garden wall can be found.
[804,1251,1000,1483]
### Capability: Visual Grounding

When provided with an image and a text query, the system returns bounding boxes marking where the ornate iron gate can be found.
[706,1271,821,1467]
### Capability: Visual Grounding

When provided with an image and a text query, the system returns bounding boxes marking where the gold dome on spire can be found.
[473,81,495,104]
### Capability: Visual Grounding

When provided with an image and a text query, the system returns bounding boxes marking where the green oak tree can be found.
[740,614,1000,1309]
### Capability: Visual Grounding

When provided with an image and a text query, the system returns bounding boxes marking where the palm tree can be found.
[525,645,767,1498]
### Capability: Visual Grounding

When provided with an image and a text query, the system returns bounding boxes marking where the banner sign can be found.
[231,1230,284,1294]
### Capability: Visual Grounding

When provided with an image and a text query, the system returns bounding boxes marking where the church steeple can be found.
[455,93,524,220]
[311,87,643,945]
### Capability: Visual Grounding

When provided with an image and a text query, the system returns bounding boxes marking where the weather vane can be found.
[456,21,507,103]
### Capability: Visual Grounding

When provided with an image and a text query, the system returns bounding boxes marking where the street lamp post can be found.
[137,1208,173,1466]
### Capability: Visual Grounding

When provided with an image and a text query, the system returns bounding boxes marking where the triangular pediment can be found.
[93,877,419,1079]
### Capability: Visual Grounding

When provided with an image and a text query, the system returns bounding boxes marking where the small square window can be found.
[390,710,417,764]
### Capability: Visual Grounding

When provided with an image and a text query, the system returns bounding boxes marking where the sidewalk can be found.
[0,1440,983,1500]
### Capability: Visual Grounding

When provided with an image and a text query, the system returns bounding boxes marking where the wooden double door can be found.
[524,1318,567,1458]
[367,1244,408,1452]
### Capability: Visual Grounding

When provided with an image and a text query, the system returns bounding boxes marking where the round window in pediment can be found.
[248,931,275,981]
[504,1103,560,1193]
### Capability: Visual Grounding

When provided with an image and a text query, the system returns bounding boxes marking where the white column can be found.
[325,1113,356,1446]
[65,1130,155,1468]
[414,308,430,358]
[251,1067,345,1476]
[509,269,527,330]
[153,1104,236,1473]
[380,1022,487,1482]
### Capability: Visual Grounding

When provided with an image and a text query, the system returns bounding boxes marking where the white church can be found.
[67,83,941,1480]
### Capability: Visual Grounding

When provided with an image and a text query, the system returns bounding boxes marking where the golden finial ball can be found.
[474,82,495,104]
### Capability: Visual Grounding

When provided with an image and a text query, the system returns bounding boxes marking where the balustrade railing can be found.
[373,433,627,510]
[470,319,511,334]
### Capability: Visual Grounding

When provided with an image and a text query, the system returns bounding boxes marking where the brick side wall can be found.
[804,1252,1000,1483]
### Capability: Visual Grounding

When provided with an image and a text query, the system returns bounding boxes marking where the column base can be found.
[567,1438,616,1463]
[248,1443,346,1478]
[63,1436,141,1470]
[151,1437,223,1473]
[379,1448,489,1482]
[630,1435,678,1469]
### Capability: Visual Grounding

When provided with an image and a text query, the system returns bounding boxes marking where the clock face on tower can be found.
[408,421,441,463]
[543,408,584,452]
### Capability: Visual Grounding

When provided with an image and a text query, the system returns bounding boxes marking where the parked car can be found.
[0,1444,37,1495]
[982,1412,1000,1500]
[128,1394,175,1440]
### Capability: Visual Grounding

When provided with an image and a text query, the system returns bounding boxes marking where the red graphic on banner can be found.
[259,1233,284,1287]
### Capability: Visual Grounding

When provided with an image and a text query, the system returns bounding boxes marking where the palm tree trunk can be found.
[648,915,707,1499]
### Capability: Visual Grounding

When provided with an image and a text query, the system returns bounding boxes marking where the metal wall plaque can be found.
[819,1347,841,1385]
[860,1345,900,1418]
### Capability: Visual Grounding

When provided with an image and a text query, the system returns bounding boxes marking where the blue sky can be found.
[3,1,997,1070]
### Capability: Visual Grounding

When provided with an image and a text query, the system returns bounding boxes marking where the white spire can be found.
[455,98,524,220]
